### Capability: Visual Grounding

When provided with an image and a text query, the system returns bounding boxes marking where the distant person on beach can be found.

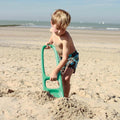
[45,9,79,97]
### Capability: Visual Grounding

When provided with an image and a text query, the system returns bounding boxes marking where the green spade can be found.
[41,45,64,98]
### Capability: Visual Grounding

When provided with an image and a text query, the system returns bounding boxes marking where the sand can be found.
[0,27,120,120]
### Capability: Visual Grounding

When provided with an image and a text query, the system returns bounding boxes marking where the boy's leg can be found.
[62,67,73,97]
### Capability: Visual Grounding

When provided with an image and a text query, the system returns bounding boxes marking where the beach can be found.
[0,27,120,120]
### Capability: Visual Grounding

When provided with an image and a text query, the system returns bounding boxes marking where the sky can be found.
[0,0,120,23]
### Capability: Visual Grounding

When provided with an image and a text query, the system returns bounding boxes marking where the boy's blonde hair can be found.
[51,9,71,30]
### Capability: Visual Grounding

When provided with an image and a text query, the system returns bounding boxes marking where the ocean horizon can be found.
[0,20,120,31]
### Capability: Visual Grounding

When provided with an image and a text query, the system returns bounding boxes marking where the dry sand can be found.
[0,27,120,120]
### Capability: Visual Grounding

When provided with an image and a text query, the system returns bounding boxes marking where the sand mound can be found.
[1,85,120,120]
[50,97,95,120]
[0,84,55,104]
[0,86,55,105]
[27,91,55,105]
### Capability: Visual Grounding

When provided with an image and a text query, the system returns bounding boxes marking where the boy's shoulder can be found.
[61,31,72,41]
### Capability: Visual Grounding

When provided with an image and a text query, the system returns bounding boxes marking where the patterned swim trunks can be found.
[60,50,79,74]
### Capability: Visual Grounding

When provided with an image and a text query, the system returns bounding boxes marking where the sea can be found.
[0,20,120,31]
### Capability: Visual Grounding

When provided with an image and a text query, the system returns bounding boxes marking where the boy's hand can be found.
[50,71,57,81]
[45,42,51,49]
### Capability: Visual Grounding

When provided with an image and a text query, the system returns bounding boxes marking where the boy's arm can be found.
[50,39,69,80]
[56,40,69,71]
[48,33,54,44]
[45,34,53,49]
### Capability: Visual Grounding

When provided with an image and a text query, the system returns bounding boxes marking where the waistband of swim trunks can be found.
[60,50,79,59]
[68,50,79,57]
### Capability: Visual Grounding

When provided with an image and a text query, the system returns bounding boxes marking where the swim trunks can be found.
[60,50,79,74]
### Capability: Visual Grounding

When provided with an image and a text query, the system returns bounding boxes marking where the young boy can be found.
[45,9,79,97]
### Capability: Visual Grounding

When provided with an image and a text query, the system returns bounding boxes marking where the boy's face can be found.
[50,22,66,36]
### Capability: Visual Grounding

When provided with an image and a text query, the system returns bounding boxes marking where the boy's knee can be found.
[62,75,70,82]
[65,76,70,81]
